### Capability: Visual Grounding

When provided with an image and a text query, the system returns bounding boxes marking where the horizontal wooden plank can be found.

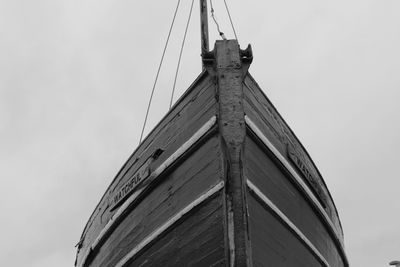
[243,73,343,236]
[244,133,345,267]
[116,182,224,266]
[79,116,218,266]
[88,135,223,266]
[247,180,329,267]
[124,192,225,266]
[247,192,322,267]
[76,73,217,266]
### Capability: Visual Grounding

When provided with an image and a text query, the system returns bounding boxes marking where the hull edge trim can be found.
[247,180,330,267]
[115,181,225,267]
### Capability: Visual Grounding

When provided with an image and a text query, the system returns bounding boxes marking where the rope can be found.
[139,0,181,145]
[210,0,226,40]
[223,0,238,41]
[169,0,195,109]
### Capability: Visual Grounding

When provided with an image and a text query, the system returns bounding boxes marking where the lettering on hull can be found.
[110,159,151,210]
[287,144,327,208]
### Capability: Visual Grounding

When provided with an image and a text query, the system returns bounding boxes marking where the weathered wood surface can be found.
[215,40,251,266]
[76,39,348,267]
[245,135,345,267]
[76,72,217,266]
[126,193,225,266]
[243,74,343,239]
[89,136,223,266]
[247,193,323,267]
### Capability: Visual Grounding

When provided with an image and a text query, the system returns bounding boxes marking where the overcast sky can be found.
[1,0,399,266]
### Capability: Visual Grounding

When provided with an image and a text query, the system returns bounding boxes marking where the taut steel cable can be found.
[169,0,196,109]
[139,0,182,145]
[223,0,239,41]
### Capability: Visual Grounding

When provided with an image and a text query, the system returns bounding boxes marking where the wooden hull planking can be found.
[76,40,348,267]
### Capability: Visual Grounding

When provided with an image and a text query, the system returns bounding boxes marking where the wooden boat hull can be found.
[76,40,348,267]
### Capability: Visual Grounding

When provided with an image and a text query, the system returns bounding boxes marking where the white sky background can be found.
[0,0,399,266]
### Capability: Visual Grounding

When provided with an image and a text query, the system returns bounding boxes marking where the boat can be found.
[75,2,348,266]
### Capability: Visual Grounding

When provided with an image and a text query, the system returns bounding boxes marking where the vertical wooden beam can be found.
[199,0,209,67]
[215,40,252,267]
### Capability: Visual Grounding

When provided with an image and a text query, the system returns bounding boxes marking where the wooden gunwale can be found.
[79,115,218,267]
[247,180,330,267]
[245,115,349,267]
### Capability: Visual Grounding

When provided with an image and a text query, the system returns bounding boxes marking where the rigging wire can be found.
[223,0,239,41]
[139,0,181,145]
[169,0,195,109]
[210,0,226,40]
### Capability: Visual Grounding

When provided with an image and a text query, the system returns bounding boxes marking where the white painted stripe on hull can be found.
[115,181,225,267]
[244,116,344,249]
[78,116,217,267]
[247,180,330,267]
